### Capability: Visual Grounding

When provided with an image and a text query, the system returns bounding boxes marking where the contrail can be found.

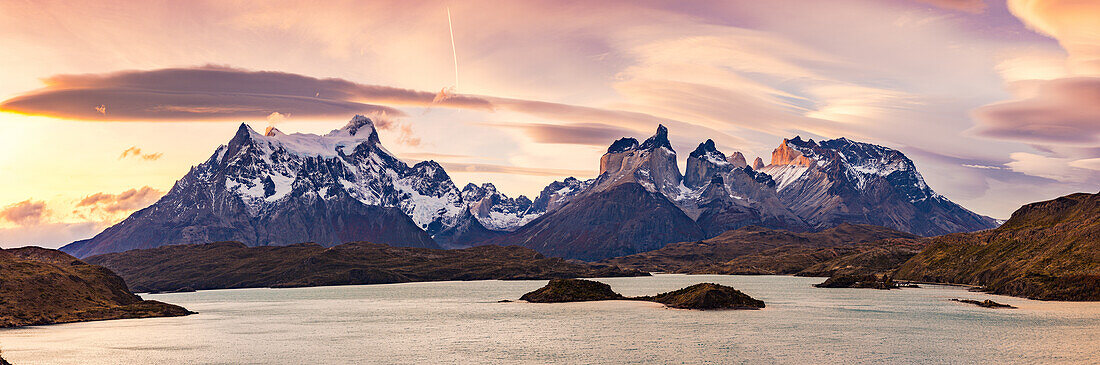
[447,6,458,90]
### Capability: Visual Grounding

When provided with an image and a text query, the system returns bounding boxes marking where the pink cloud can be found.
[0,200,49,226]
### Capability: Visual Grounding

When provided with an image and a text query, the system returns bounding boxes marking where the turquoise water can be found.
[2,274,1097,364]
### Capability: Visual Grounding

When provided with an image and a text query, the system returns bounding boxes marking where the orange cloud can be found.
[76,186,163,214]
[119,146,163,161]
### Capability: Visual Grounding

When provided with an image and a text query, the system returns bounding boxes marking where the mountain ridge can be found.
[62,116,996,260]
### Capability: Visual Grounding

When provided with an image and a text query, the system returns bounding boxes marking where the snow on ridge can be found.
[758,164,809,192]
[245,122,378,158]
[703,151,730,166]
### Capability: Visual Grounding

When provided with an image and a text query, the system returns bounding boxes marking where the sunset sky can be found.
[1,0,1097,248]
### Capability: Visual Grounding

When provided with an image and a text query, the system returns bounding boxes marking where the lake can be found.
[2,274,1098,364]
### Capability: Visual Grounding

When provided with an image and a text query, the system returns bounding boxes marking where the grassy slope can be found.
[895,192,1100,301]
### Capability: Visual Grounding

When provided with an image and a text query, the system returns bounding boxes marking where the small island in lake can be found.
[950,298,1016,308]
[814,274,898,290]
[520,279,765,310]
[520,279,624,303]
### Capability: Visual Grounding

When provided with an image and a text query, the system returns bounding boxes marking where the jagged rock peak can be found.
[689,139,723,159]
[728,151,747,168]
[460,182,500,200]
[684,139,731,188]
[752,157,765,170]
[639,124,673,151]
[771,138,814,167]
[607,138,640,153]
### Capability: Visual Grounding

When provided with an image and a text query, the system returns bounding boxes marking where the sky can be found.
[0,0,1097,248]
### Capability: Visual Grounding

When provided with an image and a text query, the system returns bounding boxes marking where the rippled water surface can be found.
[3,274,1098,364]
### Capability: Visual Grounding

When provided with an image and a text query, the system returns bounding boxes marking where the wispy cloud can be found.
[412,160,594,178]
[962,164,1005,170]
[485,122,635,146]
[913,0,988,14]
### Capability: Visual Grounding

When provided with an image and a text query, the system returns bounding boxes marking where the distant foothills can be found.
[61,115,997,260]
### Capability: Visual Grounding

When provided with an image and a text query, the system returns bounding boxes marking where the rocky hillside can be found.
[895,192,1100,301]
[796,238,929,277]
[0,246,191,328]
[603,223,919,272]
[85,242,645,292]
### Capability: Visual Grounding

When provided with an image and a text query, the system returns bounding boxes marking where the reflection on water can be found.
[2,274,1098,364]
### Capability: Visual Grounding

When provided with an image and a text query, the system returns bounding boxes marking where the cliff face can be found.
[770,139,814,167]
[595,124,682,196]
[895,192,1100,301]
[0,247,191,328]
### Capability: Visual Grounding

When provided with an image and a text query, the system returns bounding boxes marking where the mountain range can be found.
[61,115,997,260]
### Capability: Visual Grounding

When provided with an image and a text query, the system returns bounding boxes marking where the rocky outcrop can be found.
[895,192,1100,301]
[520,279,623,302]
[85,242,646,292]
[752,157,765,170]
[728,151,748,168]
[0,247,192,328]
